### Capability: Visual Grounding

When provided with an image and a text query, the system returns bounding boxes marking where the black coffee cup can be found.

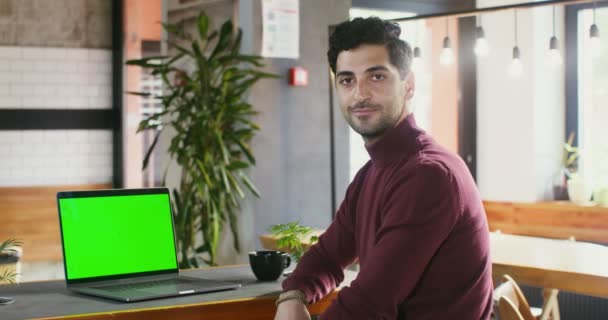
[249,251,291,281]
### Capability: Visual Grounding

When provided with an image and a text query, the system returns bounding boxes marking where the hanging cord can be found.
[553,5,556,36]
[514,9,519,45]
[415,20,419,45]
[593,1,597,24]
[445,17,449,37]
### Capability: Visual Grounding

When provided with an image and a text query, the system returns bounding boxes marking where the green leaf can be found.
[197,12,209,39]
[226,161,249,171]
[161,22,180,34]
[233,138,255,165]
[142,130,161,170]
[240,172,260,197]
[125,56,168,67]
[195,243,210,253]
[0,238,22,253]
[210,20,234,60]
[126,91,152,97]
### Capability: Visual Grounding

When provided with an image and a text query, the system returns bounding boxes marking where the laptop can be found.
[56,187,241,302]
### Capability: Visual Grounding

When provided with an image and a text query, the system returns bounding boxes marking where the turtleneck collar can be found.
[365,113,423,168]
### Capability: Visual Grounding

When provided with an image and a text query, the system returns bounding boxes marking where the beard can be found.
[346,101,400,140]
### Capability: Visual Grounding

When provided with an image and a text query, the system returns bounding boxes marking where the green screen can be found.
[59,193,177,280]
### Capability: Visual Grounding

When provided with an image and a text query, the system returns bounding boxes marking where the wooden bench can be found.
[0,184,111,262]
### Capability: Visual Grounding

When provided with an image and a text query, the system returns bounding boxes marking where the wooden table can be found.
[0,265,356,320]
[490,232,608,299]
[260,232,608,299]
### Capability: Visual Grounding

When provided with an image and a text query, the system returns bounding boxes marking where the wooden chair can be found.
[494,274,560,320]
[498,296,525,320]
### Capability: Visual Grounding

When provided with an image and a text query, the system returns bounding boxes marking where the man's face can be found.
[335,44,413,144]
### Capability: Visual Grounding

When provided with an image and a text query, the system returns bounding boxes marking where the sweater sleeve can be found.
[320,161,462,319]
[281,166,366,303]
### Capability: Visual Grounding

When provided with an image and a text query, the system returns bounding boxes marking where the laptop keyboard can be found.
[94,277,198,293]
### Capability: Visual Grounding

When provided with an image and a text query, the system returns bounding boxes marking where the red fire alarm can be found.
[288,67,308,86]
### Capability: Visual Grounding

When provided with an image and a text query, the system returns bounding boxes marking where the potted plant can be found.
[552,132,579,201]
[127,12,277,267]
[0,238,22,284]
[266,222,319,262]
[0,238,22,305]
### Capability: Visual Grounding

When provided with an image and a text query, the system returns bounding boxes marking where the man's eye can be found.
[340,78,353,85]
[371,74,385,81]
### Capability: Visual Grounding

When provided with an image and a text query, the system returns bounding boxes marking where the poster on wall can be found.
[261,0,299,59]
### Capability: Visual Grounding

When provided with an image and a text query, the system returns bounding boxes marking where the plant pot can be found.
[567,176,593,205]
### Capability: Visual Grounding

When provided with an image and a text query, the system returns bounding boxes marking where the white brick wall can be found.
[0,46,112,109]
[0,130,113,186]
[0,45,113,187]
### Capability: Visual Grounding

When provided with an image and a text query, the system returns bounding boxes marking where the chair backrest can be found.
[498,296,525,320]
[493,275,536,320]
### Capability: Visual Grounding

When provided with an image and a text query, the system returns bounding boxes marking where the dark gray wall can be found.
[0,0,112,48]
[243,0,351,242]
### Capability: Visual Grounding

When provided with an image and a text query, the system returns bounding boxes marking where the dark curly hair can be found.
[328,17,412,79]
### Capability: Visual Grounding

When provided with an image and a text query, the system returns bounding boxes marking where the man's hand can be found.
[274,299,311,320]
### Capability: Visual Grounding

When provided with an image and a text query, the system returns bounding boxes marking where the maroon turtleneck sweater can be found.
[282,114,493,319]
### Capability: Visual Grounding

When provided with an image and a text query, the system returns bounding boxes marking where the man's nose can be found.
[354,81,371,102]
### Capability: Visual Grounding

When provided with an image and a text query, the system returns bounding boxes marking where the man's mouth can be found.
[351,108,377,116]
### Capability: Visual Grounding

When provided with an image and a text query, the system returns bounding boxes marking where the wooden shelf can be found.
[483,200,608,243]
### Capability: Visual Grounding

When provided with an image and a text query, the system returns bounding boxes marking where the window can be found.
[567,3,608,196]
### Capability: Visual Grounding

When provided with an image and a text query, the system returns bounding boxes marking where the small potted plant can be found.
[552,132,579,201]
[265,222,319,262]
[0,238,22,305]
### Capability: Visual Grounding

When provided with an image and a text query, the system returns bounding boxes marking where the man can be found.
[274,17,493,319]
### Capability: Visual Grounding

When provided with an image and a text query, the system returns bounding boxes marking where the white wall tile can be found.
[0,145,10,155]
[64,49,89,61]
[33,85,56,96]
[21,130,45,143]
[21,72,41,84]
[66,131,88,142]
[10,84,30,96]
[11,60,35,72]
[44,97,67,108]
[44,48,67,60]
[4,156,24,168]
[21,96,45,108]
[88,96,111,109]
[55,62,78,73]
[0,60,9,71]
[66,96,88,108]
[43,73,66,84]
[21,47,46,60]
[0,71,20,83]
[0,46,22,59]
[88,49,112,62]
[0,131,22,143]
[0,96,21,108]
[34,60,57,72]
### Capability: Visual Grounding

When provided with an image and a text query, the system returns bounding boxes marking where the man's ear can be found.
[404,71,415,101]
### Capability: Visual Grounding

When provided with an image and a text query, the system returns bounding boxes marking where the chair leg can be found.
[538,288,559,320]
